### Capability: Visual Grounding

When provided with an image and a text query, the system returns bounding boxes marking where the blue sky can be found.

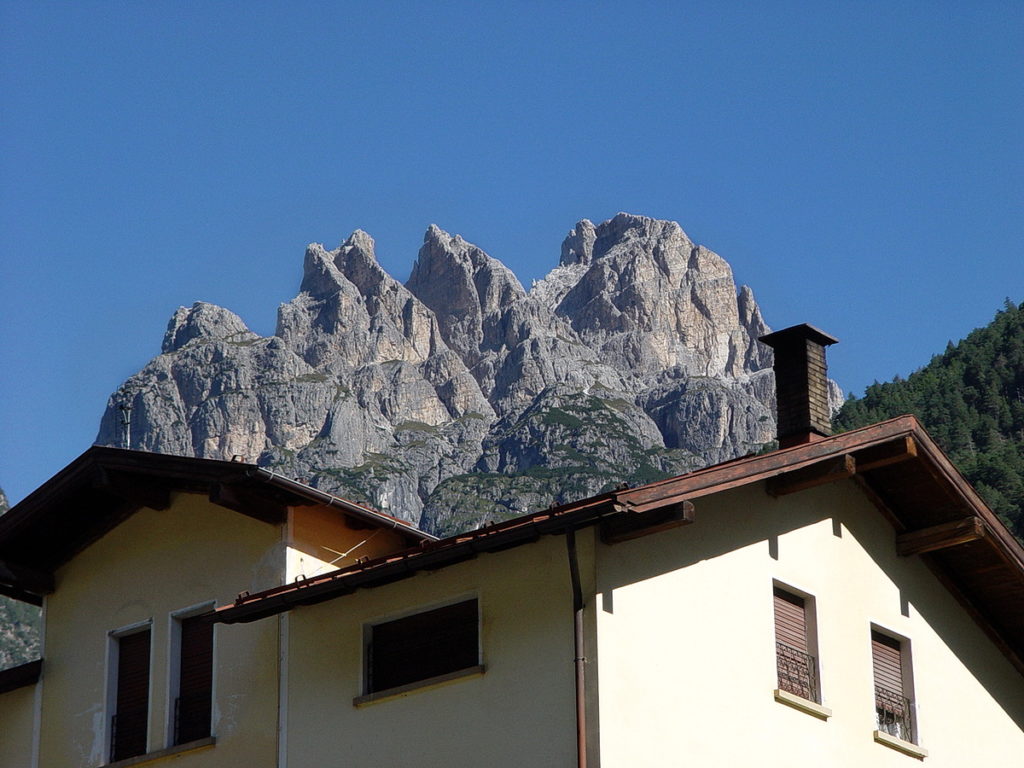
[1,2,1021,503]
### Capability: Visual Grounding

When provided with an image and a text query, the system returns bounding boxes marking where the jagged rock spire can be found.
[98,214,794,534]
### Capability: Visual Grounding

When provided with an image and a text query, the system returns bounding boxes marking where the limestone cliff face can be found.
[97,214,824,535]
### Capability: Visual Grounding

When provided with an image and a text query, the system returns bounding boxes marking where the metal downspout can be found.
[566,527,587,768]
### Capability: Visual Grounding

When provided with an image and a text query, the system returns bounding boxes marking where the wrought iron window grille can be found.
[875,684,915,743]
[775,641,820,703]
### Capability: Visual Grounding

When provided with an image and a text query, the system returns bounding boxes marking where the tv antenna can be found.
[118,401,132,450]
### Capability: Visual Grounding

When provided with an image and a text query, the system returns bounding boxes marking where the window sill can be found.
[353,664,485,707]
[874,730,928,759]
[106,737,215,767]
[773,689,832,720]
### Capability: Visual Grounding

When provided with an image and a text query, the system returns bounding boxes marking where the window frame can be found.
[360,594,482,701]
[106,619,154,763]
[870,624,920,747]
[166,601,216,748]
[771,581,823,706]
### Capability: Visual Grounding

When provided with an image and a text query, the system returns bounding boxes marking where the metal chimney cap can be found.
[759,323,839,349]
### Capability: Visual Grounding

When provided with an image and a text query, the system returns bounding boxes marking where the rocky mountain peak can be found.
[161,302,256,353]
[99,213,817,536]
[560,219,597,267]
[334,229,394,298]
[342,228,375,253]
[549,213,753,378]
[589,213,693,276]
[299,243,343,298]
[407,225,526,367]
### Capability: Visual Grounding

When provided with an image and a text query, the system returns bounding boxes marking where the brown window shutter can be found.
[773,587,807,651]
[369,599,478,694]
[871,631,903,696]
[872,630,915,741]
[112,629,150,761]
[175,615,213,744]
[774,587,819,701]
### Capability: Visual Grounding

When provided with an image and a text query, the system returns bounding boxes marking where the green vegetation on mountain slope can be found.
[833,300,1024,542]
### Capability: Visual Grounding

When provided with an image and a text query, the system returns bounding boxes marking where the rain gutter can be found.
[566,527,588,768]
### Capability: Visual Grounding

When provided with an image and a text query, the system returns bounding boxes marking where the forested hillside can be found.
[834,300,1024,542]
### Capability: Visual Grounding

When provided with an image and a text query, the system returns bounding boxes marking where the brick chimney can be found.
[758,324,839,449]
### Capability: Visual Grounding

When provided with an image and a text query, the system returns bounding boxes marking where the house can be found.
[1,325,1023,767]
[0,452,429,767]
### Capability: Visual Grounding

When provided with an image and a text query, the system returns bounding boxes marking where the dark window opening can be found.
[367,598,478,694]
[174,614,213,744]
[111,628,151,761]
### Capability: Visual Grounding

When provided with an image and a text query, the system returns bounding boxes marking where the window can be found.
[172,613,214,745]
[773,586,820,703]
[365,598,479,695]
[872,629,916,743]
[110,626,151,762]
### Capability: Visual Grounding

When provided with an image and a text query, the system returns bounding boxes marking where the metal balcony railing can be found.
[875,685,915,743]
[776,641,820,703]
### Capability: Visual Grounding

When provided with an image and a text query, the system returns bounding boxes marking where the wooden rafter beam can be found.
[897,517,986,557]
[601,500,695,544]
[765,455,856,498]
[0,660,42,694]
[0,584,43,607]
[855,436,918,472]
[0,558,54,597]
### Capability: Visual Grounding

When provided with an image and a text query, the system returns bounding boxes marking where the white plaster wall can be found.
[594,480,1024,767]
[37,493,283,768]
[284,534,581,768]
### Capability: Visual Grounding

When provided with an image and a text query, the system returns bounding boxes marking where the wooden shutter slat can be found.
[872,631,903,696]
[176,615,213,744]
[773,588,807,651]
[113,629,150,761]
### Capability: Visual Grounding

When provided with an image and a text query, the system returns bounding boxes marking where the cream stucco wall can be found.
[37,492,284,768]
[594,480,1024,767]
[283,534,583,768]
[0,681,38,766]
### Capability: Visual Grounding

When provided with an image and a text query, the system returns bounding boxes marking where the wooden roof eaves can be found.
[0,446,256,539]
[618,415,923,512]
[619,414,1024,576]
[0,446,434,585]
[0,659,42,695]
[906,430,1024,574]
[214,495,620,624]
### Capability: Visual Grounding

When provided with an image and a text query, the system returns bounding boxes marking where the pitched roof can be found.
[214,416,1024,676]
[0,446,432,604]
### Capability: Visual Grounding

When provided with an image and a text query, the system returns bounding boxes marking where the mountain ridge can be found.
[96,213,820,534]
